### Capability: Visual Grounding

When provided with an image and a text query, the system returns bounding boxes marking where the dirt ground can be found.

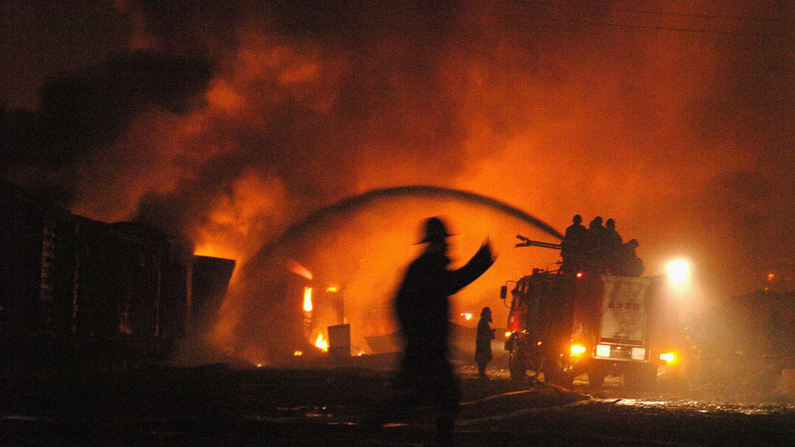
[2,357,794,446]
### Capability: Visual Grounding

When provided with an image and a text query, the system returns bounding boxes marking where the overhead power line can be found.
[520,0,782,23]
[513,14,761,36]
[497,1,788,38]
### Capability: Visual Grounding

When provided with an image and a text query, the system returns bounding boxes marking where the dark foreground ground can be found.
[2,357,795,446]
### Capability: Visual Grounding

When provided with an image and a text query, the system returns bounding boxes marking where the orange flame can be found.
[288,259,313,280]
[303,286,313,312]
[314,332,328,352]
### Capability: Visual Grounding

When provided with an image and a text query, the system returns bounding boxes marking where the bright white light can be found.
[596,344,611,358]
[666,259,691,285]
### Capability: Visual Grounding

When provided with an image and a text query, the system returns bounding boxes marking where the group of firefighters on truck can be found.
[560,214,644,277]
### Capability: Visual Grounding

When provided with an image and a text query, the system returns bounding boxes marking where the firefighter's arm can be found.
[442,239,496,295]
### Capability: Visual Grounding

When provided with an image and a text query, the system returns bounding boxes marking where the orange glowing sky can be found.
[2,1,794,362]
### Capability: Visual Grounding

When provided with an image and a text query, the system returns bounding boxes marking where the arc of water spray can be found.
[248,185,562,273]
[230,186,562,359]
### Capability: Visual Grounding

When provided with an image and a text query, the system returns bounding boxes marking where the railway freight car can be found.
[0,180,235,374]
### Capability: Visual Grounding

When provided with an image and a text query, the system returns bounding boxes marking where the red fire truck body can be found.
[502,268,679,388]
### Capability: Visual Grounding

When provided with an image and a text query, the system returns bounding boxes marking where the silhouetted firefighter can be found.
[560,214,588,275]
[521,215,643,278]
[475,306,495,378]
[371,216,495,447]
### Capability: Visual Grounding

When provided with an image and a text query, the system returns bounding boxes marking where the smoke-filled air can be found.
[2,0,793,366]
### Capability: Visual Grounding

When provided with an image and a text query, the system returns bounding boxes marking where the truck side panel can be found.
[571,275,604,350]
[599,276,650,346]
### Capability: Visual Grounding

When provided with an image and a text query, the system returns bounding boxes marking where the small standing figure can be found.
[475,307,495,378]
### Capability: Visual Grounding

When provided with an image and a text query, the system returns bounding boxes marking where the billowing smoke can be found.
[2,1,794,365]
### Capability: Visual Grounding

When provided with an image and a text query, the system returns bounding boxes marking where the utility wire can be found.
[495,2,788,38]
[519,0,781,23]
[504,12,764,36]
[326,2,789,40]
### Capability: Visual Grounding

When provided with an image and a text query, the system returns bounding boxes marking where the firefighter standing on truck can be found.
[378,216,495,447]
[604,218,623,274]
[587,216,609,273]
[561,214,588,275]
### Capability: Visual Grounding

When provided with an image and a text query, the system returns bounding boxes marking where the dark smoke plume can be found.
[3,51,213,208]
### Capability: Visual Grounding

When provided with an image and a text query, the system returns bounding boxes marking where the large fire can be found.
[8,1,791,368]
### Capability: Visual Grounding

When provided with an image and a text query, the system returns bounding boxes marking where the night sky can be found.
[2,0,794,361]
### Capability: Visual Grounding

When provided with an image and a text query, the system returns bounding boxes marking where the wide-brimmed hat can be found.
[418,216,454,243]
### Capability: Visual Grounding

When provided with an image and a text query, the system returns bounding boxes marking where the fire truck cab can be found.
[502,267,680,389]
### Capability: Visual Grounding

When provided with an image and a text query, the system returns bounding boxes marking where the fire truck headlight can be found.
[660,352,676,364]
[570,344,587,356]
[505,331,513,338]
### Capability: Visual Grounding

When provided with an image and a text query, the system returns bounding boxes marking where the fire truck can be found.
[501,236,682,389]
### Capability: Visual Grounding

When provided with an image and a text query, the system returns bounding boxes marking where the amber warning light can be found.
[570,344,586,356]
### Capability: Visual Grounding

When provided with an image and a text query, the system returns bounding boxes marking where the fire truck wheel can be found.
[588,369,607,388]
[508,353,528,380]
[544,364,574,388]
